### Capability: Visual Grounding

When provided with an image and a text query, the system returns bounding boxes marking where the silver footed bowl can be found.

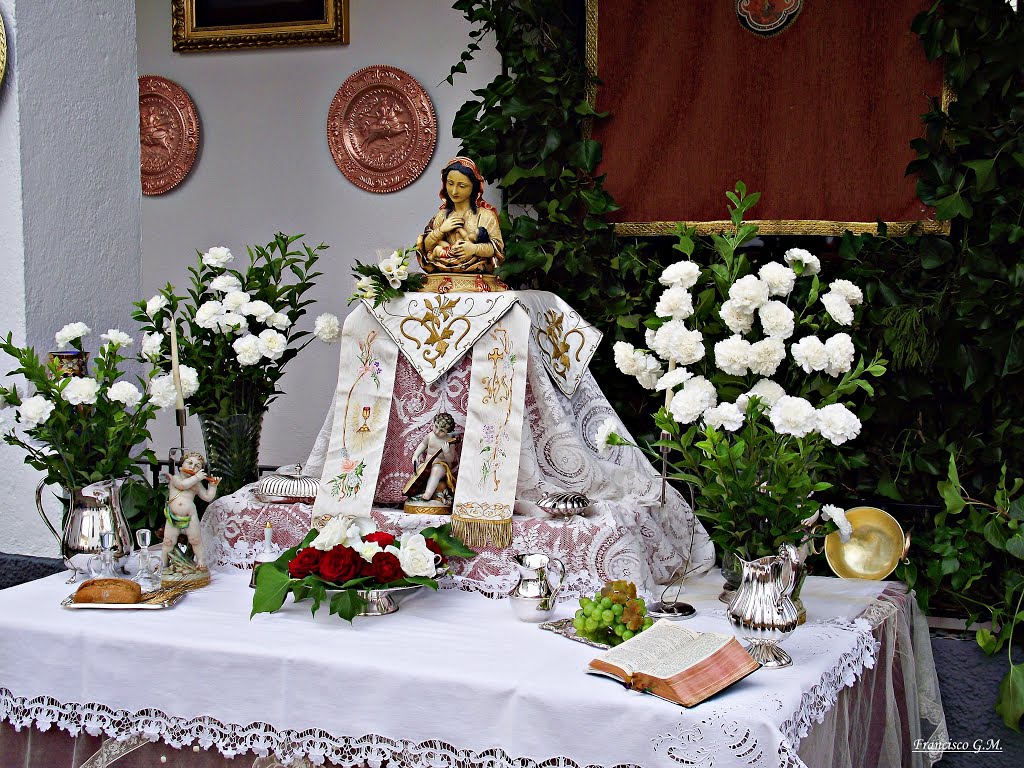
[536,491,590,518]
[355,584,422,616]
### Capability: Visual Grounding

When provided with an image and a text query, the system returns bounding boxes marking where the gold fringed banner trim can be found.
[451,516,513,550]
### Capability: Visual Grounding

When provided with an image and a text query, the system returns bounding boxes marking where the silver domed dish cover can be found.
[536,491,591,518]
[254,464,320,503]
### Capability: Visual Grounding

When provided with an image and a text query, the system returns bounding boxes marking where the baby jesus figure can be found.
[403,412,459,514]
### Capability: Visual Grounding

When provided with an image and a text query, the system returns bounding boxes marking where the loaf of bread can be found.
[72,578,143,604]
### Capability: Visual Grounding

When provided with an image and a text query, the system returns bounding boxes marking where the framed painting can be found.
[172,0,349,52]
[586,0,949,236]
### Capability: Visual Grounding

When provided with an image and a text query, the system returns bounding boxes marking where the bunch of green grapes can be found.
[572,580,654,646]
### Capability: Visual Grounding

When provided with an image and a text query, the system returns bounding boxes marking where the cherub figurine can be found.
[416,156,505,275]
[160,450,220,573]
[403,412,459,514]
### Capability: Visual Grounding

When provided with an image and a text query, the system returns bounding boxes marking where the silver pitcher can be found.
[510,553,565,622]
[727,543,801,668]
[35,477,135,582]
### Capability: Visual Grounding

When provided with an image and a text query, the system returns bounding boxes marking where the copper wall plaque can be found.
[327,65,437,193]
[139,75,200,196]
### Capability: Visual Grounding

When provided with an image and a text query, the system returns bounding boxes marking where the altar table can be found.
[0,569,944,768]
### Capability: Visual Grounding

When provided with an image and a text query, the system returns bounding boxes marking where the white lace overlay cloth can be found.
[0,571,944,768]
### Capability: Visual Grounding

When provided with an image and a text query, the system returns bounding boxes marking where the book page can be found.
[593,619,730,679]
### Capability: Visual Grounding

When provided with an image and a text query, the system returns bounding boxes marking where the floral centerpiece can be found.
[133,233,341,496]
[602,184,885,567]
[251,516,476,621]
[349,247,425,306]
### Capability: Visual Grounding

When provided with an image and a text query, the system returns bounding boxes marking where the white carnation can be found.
[61,377,100,406]
[828,279,863,306]
[232,335,263,366]
[654,285,694,320]
[594,417,618,457]
[714,335,751,376]
[748,337,787,377]
[266,312,291,330]
[758,301,795,339]
[737,379,786,412]
[720,299,755,335]
[727,275,769,313]
[816,403,862,446]
[107,381,142,408]
[222,291,249,312]
[259,329,288,361]
[821,291,855,326]
[241,300,274,322]
[146,295,169,318]
[100,329,132,347]
[669,376,717,425]
[178,365,199,398]
[209,274,242,294]
[614,342,643,376]
[651,320,705,366]
[821,504,853,542]
[758,262,797,297]
[194,300,224,330]
[148,375,177,410]
[769,395,818,437]
[659,260,701,289]
[703,402,745,432]
[783,248,821,275]
[55,322,91,349]
[314,313,341,343]
[217,312,248,335]
[790,335,829,373]
[18,395,54,428]
[824,333,856,377]
[655,367,694,391]
[141,332,163,360]
[633,352,663,390]
[202,246,234,269]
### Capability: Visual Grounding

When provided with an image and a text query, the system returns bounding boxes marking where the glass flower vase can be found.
[198,412,264,498]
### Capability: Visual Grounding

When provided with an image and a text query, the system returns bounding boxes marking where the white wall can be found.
[136,0,501,467]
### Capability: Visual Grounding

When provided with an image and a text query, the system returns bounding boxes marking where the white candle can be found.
[169,318,186,410]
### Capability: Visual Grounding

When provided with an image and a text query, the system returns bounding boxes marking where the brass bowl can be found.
[825,506,909,580]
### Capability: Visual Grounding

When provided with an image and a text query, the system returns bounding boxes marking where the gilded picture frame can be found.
[172,0,349,52]
[1,12,7,90]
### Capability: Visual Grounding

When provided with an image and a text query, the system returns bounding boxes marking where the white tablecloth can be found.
[0,570,944,767]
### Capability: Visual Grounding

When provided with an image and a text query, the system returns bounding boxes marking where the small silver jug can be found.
[36,477,135,582]
[510,553,565,622]
[727,543,801,668]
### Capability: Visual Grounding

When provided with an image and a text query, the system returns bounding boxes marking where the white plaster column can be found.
[0,0,142,556]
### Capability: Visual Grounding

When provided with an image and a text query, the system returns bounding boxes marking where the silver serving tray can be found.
[539,617,611,649]
[61,590,188,610]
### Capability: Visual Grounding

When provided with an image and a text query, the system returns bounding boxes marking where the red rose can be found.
[360,558,377,578]
[318,545,363,584]
[425,537,447,566]
[364,531,396,548]
[288,547,322,579]
[370,551,404,584]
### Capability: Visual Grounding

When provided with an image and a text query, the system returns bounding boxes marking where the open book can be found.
[587,619,760,707]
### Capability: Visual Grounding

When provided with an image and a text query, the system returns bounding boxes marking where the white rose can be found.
[259,329,288,361]
[194,300,224,330]
[821,291,855,326]
[61,376,100,406]
[217,313,248,335]
[790,335,829,373]
[594,416,619,457]
[824,333,856,377]
[18,395,54,428]
[241,300,274,322]
[713,335,751,376]
[828,279,863,306]
[343,517,376,549]
[816,403,862,446]
[309,514,352,551]
[821,504,853,542]
[148,375,177,410]
[748,336,786,377]
[783,248,821,275]
[720,299,755,335]
[397,533,438,578]
[769,395,818,437]
[758,262,797,297]
[669,376,717,425]
[222,291,249,312]
[146,295,169,318]
[54,322,91,349]
[141,332,164,360]
[202,246,234,269]
[650,320,705,366]
[266,312,292,330]
[737,378,786,412]
[758,301,795,339]
[659,260,701,289]
[232,335,263,366]
[727,275,770,313]
[703,402,744,432]
[358,541,383,563]
[314,313,341,343]
[107,381,142,408]
[209,274,242,294]
[100,329,133,347]
[654,285,694,320]
[655,367,694,391]
[178,365,199,398]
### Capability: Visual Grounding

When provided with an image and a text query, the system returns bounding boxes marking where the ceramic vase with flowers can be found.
[599,183,885,619]
[133,233,342,497]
